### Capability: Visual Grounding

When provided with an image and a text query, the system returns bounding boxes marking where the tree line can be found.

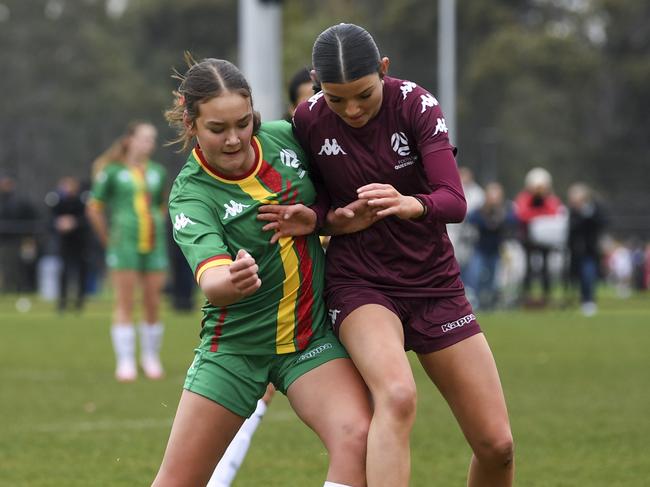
[1,0,648,236]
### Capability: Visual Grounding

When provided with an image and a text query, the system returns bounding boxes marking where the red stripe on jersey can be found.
[294,237,314,349]
[280,179,292,204]
[194,140,261,182]
[210,307,228,352]
[257,160,283,193]
[289,189,298,205]
[195,254,231,280]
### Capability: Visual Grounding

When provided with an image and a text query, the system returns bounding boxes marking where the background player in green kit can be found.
[87,121,168,382]
[151,56,370,487]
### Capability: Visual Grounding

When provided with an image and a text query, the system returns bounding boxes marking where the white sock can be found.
[206,399,268,487]
[110,325,135,362]
[138,322,164,358]
[323,482,353,487]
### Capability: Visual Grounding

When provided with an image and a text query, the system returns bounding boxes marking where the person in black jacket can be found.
[567,183,606,316]
[48,176,90,312]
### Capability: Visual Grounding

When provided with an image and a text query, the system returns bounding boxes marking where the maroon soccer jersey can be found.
[293,75,466,297]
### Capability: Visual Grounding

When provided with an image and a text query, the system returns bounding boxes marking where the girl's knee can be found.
[340,415,370,452]
[378,381,417,422]
[475,433,514,467]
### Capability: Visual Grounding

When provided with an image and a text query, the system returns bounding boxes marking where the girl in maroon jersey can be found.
[259,23,514,487]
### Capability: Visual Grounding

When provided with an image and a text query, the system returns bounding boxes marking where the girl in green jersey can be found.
[87,121,168,383]
[151,56,370,487]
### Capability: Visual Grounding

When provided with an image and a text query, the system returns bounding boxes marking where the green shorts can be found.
[105,239,168,272]
[183,330,349,417]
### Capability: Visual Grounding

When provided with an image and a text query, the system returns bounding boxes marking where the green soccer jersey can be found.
[89,161,168,253]
[169,121,327,355]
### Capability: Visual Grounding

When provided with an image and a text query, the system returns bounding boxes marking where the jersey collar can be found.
[193,136,263,184]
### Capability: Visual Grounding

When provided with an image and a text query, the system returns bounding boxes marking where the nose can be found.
[224,129,239,146]
[345,101,361,118]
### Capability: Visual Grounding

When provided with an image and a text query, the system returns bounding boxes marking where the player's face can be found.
[191,92,256,177]
[128,124,157,159]
[290,81,314,116]
[321,74,384,128]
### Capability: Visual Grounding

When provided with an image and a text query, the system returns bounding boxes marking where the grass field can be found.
[1,291,649,486]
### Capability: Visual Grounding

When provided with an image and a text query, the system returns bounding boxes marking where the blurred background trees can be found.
[1,0,648,236]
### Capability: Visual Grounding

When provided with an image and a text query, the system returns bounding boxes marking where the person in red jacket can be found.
[514,167,565,307]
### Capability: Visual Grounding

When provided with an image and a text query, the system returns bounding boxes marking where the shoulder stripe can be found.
[87,198,104,209]
[195,254,232,283]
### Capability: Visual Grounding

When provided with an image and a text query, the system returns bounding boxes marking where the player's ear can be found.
[310,70,322,92]
[182,110,196,136]
[379,57,390,78]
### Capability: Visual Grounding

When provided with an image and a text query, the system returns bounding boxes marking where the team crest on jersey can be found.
[173,213,196,231]
[146,171,161,187]
[391,132,418,170]
[400,81,417,100]
[420,93,439,113]
[308,91,324,111]
[318,138,347,156]
[279,148,306,179]
[118,170,131,182]
[391,132,411,156]
[223,200,250,220]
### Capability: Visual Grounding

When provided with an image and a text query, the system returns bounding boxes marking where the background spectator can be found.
[514,167,565,307]
[0,174,40,293]
[566,183,607,316]
[46,176,90,312]
[464,182,518,310]
[447,166,485,276]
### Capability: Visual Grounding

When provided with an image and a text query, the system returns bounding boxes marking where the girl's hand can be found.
[257,204,317,244]
[229,249,261,297]
[325,198,383,235]
[357,183,425,220]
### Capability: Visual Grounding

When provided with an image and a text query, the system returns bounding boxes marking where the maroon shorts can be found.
[325,287,481,354]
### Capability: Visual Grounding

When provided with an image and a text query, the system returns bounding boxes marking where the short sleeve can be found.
[89,167,112,205]
[169,194,233,283]
[400,82,455,157]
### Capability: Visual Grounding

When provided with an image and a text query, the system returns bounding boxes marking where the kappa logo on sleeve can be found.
[432,118,449,136]
[173,213,196,231]
[318,138,347,156]
[400,81,417,100]
[420,93,439,113]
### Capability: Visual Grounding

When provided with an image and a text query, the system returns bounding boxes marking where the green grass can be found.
[1,291,649,486]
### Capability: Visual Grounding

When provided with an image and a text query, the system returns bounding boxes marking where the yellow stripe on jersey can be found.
[130,167,153,253]
[195,257,233,284]
[274,236,300,353]
[87,198,105,209]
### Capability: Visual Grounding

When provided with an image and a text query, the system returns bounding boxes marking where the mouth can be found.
[346,115,366,126]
